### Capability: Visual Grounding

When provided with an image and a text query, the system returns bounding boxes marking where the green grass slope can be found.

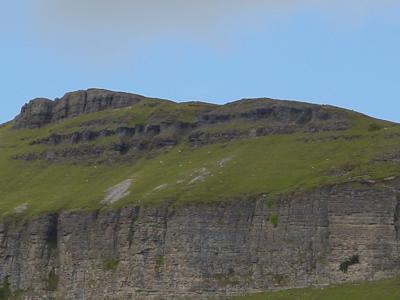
[230,277,400,300]
[0,99,399,218]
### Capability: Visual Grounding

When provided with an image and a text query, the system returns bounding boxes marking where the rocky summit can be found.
[0,89,400,299]
[11,89,350,164]
[13,89,146,129]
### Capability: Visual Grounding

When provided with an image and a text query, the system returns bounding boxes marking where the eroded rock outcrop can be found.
[12,90,352,164]
[13,89,146,129]
[1,181,399,299]
[13,90,350,132]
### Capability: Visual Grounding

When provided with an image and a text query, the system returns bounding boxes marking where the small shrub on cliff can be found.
[0,278,11,299]
[272,274,288,286]
[214,272,240,287]
[270,213,279,228]
[368,123,383,132]
[339,255,360,273]
[155,255,165,269]
[266,198,275,209]
[103,259,119,271]
[47,269,59,291]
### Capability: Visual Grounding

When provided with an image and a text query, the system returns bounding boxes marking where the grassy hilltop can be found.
[0,90,399,218]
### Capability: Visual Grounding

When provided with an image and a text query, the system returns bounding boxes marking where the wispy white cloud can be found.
[30,0,399,66]
[33,0,399,28]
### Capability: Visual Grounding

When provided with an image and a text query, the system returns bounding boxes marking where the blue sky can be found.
[1,1,399,123]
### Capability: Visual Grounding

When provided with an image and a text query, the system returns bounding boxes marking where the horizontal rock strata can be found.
[0,182,399,299]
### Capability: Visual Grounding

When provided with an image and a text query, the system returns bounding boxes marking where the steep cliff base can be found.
[231,277,400,300]
[1,181,399,299]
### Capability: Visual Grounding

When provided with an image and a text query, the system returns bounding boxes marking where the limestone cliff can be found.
[1,90,400,299]
[13,89,146,129]
[0,181,399,299]
[11,89,351,164]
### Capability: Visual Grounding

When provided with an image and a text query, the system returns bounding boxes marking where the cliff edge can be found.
[0,89,399,299]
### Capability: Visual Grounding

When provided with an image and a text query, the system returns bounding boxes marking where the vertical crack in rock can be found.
[394,193,400,240]
[64,98,70,121]
[111,211,121,260]
[128,206,140,248]
[160,205,171,259]
[247,201,257,227]
[82,91,88,113]
[45,214,59,257]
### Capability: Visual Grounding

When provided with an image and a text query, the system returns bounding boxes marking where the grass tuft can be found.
[103,259,119,272]
[270,213,279,228]
[47,269,59,291]
[339,255,360,273]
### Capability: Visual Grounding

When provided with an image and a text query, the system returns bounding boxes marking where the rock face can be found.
[4,89,397,299]
[13,90,350,132]
[1,181,399,299]
[13,89,146,129]
[12,90,351,164]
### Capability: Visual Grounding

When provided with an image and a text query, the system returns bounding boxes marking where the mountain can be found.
[0,89,399,299]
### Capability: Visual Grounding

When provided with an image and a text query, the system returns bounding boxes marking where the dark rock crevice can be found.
[45,214,59,254]
[394,194,400,240]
